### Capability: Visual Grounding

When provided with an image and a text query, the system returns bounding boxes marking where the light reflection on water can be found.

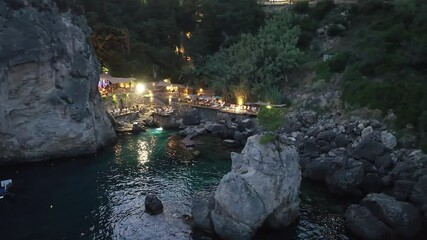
[0,130,352,240]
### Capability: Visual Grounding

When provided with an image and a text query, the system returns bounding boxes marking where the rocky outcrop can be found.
[281,111,427,200]
[345,193,422,239]
[279,109,427,237]
[192,135,301,240]
[177,109,258,146]
[0,1,116,165]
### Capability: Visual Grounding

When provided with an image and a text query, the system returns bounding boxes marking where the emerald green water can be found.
[0,130,350,240]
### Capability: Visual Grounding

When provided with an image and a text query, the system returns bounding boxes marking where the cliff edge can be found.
[0,1,116,165]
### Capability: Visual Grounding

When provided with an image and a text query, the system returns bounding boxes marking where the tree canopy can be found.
[198,12,300,103]
[73,0,264,80]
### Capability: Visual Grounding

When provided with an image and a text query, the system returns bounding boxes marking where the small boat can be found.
[0,179,13,199]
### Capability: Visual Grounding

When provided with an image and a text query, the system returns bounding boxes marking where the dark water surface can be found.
[0,129,352,240]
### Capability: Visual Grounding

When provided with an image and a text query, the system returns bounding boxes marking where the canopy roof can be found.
[100,73,136,84]
[155,81,186,88]
[249,101,287,107]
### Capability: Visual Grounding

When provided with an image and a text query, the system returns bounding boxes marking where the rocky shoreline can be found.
[281,110,427,239]
[180,106,427,239]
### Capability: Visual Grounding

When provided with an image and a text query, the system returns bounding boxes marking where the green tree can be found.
[200,11,300,101]
[186,0,265,65]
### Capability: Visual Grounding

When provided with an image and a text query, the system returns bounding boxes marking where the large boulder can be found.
[0,1,116,165]
[204,121,223,134]
[326,158,364,195]
[303,156,340,181]
[361,193,422,238]
[179,126,206,138]
[237,118,256,132]
[380,131,397,149]
[145,194,164,215]
[345,204,393,240]
[211,135,300,240]
[410,175,427,213]
[333,134,352,147]
[350,138,385,161]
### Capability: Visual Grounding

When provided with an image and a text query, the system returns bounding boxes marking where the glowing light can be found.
[185,32,191,39]
[266,104,272,109]
[147,90,153,97]
[237,96,244,106]
[155,127,163,131]
[135,83,146,94]
[166,85,178,91]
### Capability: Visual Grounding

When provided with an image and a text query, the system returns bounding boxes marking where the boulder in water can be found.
[145,194,164,215]
[345,204,393,240]
[211,135,300,240]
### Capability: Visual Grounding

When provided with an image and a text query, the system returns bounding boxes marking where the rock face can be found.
[191,192,215,232]
[0,1,116,164]
[210,135,301,240]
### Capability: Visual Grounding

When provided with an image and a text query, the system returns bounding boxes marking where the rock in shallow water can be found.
[145,194,164,215]
[211,135,301,240]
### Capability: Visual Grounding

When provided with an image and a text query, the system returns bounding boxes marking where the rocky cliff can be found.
[0,1,116,165]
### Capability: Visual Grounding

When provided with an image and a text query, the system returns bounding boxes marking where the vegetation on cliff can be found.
[313,0,427,148]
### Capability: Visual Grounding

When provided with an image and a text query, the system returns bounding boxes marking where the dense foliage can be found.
[185,0,265,66]
[71,0,263,80]
[198,12,300,102]
[339,0,427,142]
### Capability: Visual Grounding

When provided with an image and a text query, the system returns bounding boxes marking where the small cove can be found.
[0,129,354,239]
